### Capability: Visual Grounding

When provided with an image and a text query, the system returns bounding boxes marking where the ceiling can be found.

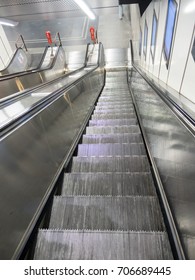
[0,0,119,21]
[0,1,121,49]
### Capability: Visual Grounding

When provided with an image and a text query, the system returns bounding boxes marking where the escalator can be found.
[0,44,100,133]
[33,69,174,260]
[0,46,49,77]
[0,45,66,100]
[0,43,187,259]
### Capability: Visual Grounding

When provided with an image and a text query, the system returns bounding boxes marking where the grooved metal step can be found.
[86,125,140,134]
[71,156,150,173]
[95,104,134,109]
[94,109,134,114]
[99,97,131,101]
[97,101,133,106]
[91,114,136,120]
[49,196,165,231]
[34,230,173,260]
[77,143,146,156]
[82,134,143,144]
[102,88,129,92]
[62,172,156,196]
[89,119,137,126]
[100,93,129,97]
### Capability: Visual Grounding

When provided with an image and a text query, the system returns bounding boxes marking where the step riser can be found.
[62,173,156,196]
[86,126,140,134]
[77,144,146,156]
[89,120,137,126]
[49,196,165,231]
[82,134,143,144]
[91,114,136,120]
[34,230,173,260]
[71,156,150,173]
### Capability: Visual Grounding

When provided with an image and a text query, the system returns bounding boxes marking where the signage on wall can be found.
[192,36,195,62]
[150,10,158,62]
[163,0,177,68]
[143,20,148,60]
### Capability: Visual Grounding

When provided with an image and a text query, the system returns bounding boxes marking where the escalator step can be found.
[99,97,131,101]
[95,105,134,110]
[89,119,137,126]
[96,104,134,109]
[62,172,156,196]
[86,125,140,134]
[92,114,136,120]
[82,134,143,144]
[34,230,173,260]
[100,93,129,97]
[77,143,146,156]
[97,100,132,104]
[102,87,129,91]
[94,109,134,114]
[103,85,129,90]
[49,196,165,231]
[71,156,150,173]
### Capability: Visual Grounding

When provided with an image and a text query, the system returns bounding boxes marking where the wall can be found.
[137,0,195,105]
[0,25,13,70]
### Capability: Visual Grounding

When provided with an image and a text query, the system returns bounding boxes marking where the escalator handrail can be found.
[35,45,50,69]
[129,40,195,135]
[0,43,104,139]
[0,46,62,81]
[0,47,23,74]
[134,65,195,135]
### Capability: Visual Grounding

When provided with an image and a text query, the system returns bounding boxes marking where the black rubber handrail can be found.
[0,45,60,81]
[129,40,195,135]
[32,45,50,69]
[0,46,49,77]
[0,43,104,139]
[134,65,195,134]
[0,44,90,108]
[0,47,23,74]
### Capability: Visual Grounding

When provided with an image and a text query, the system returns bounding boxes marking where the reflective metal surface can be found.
[0,58,104,259]
[129,69,195,259]
[0,47,47,76]
[0,65,95,128]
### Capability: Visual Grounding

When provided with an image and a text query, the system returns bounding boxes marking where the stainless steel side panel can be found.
[0,67,104,259]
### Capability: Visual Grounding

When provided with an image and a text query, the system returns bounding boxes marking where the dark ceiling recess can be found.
[119,0,152,15]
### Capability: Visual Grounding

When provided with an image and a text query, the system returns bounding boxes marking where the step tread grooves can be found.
[34,230,173,260]
[82,134,143,144]
[77,143,146,156]
[71,156,150,173]
[49,196,165,231]
[86,126,140,134]
[62,173,156,196]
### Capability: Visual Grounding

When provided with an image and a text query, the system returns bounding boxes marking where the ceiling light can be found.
[184,1,195,13]
[0,18,18,27]
[73,0,96,20]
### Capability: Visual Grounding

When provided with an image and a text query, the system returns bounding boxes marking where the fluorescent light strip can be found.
[0,18,18,27]
[185,1,195,13]
[73,0,96,20]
